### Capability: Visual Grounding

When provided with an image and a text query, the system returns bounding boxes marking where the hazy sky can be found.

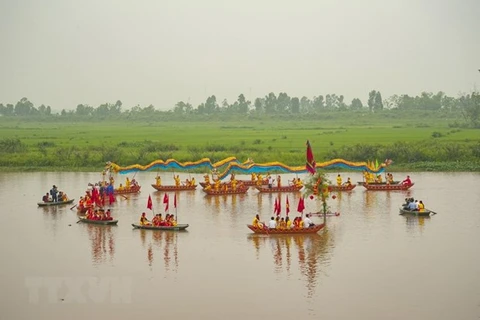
[1,0,479,111]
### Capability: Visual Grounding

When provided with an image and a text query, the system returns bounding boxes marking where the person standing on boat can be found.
[336,174,342,186]
[268,175,273,189]
[174,175,181,187]
[277,175,282,188]
[155,175,161,186]
[50,185,58,202]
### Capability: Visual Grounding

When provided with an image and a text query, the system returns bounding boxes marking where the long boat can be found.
[37,199,75,207]
[131,223,189,231]
[399,208,432,217]
[77,218,118,225]
[151,184,197,191]
[246,223,325,234]
[357,181,400,185]
[309,211,341,217]
[199,180,267,188]
[202,186,249,195]
[328,184,356,191]
[114,185,141,195]
[362,182,414,191]
[254,185,303,193]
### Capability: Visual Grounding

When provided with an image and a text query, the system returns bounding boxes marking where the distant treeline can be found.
[1,91,479,127]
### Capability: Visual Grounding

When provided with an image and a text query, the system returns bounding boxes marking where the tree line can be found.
[1,90,479,127]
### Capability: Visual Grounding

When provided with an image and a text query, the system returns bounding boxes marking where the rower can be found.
[140,212,151,226]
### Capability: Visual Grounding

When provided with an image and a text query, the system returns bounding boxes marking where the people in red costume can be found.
[401,175,412,186]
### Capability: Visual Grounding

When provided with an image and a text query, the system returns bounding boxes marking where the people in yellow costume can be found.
[278,218,286,230]
[295,179,303,188]
[174,175,180,187]
[418,200,425,212]
[118,183,124,191]
[256,174,263,186]
[126,177,130,189]
[191,177,196,186]
[336,174,342,186]
[155,175,161,186]
[344,177,352,186]
[214,180,221,191]
[252,214,262,228]
[251,173,257,182]
[140,212,151,226]
[286,216,292,229]
[204,174,210,185]
[231,179,237,190]
[375,175,383,183]
[277,175,281,188]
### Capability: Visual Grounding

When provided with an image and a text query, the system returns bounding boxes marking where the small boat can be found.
[202,186,249,195]
[362,182,414,190]
[309,211,341,217]
[114,185,141,195]
[255,185,303,193]
[151,184,197,191]
[131,223,189,231]
[246,223,325,234]
[37,199,75,207]
[77,218,118,225]
[399,208,432,217]
[328,184,356,191]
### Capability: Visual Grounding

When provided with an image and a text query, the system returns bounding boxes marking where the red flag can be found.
[147,195,152,210]
[286,196,290,216]
[297,196,305,213]
[274,197,278,214]
[163,193,169,212]
[276,195,281,215]
[174,194,177,208]
[306,140,316,175]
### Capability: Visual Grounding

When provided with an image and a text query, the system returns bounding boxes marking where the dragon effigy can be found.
[105,157,392,180]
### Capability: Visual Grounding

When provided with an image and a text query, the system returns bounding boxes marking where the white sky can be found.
[1,0,479,111]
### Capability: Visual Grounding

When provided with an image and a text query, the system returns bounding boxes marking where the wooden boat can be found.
[357,181,400,185]
[114,185,141,195]
[151,184,197,191]
[362,182,414,190]
[309,211,341,217]
[328,184,356,191]
[399,208,432,216]
[246,223,325,234]
[77,218,118,225]
[37,199,75,207]
[202,186,249,195]
[131,223,189,231]
[255,185,303,193]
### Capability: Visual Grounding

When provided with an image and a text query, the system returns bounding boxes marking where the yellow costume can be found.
[286,220,292,229]
[336,174,342,186]
[251,173,257,181]
[231,179,237,190]
[418,202,425,212]
[155,176,161,186]
[126,177,130,189]
[174,175,180,187]
[277,176,281,188]
[252,216,260,227]
[191,177,196,186]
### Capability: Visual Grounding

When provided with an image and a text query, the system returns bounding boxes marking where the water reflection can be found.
[403,215,431,235]
[138,230,179,272]
[248,230,333,298]
[86,224,116,264]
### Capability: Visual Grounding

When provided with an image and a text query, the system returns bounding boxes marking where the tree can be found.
[374,91,383,111]
[458,91,480,128]
[254,98,263,113]
[312,95,324,111]
[368,90,376,112]
[14,97,35,115]
[350,98,363,110]
[290,97,300,113]
[276,92,290,113]
[264,92,277,114]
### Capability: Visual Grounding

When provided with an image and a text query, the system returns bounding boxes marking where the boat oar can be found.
[120,194,128,200]
[70,204,77,210]
[427,208,438,215]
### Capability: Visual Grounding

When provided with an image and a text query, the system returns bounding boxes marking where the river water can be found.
[0,171,479,320]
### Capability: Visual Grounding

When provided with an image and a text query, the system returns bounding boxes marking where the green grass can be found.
[0,116,479,171]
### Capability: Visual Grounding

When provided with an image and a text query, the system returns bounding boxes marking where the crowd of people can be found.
[402,198,425,212]
[86,208,113,220]
[42,185,69,202]
[139,212,177,227]
[252,214,316,230]
[335,174,353,186]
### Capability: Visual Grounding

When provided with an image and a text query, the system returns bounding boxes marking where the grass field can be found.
[1,116,479,171]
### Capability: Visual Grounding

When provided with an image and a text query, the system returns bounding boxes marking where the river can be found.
[0,171,479,320]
